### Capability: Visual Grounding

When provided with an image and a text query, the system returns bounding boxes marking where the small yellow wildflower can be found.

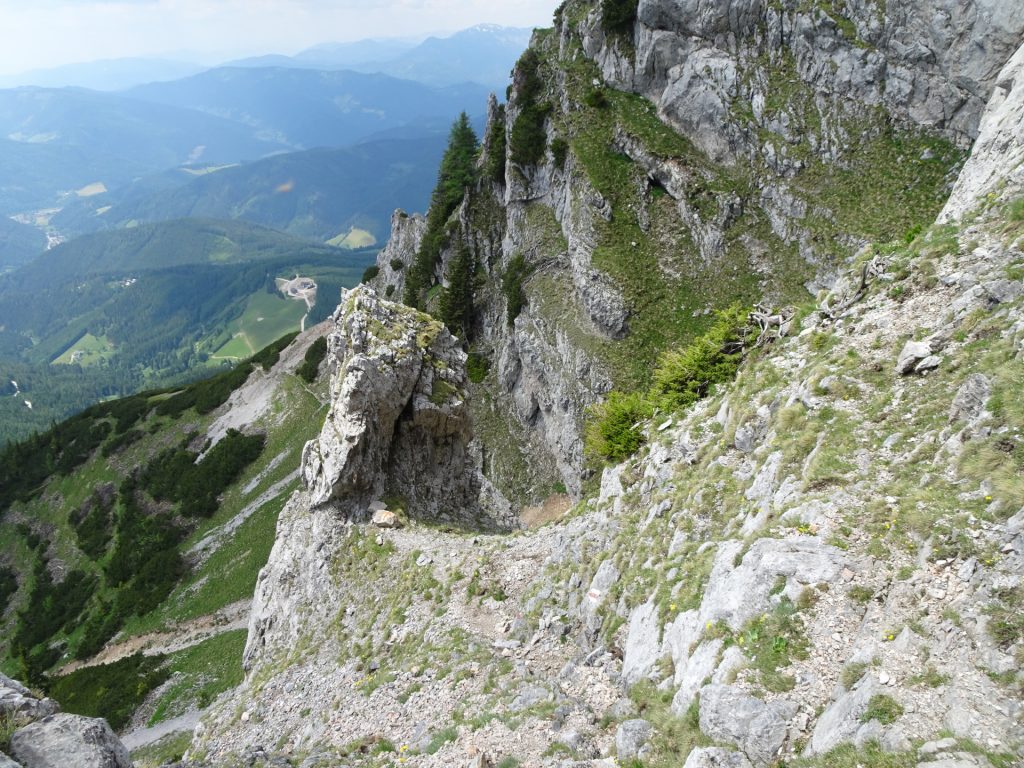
[670,603,677,611]
[985,495,993,502]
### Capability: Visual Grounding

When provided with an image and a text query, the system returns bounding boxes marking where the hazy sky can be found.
[0,0,561,75]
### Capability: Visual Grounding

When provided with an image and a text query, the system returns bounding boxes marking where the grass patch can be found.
[861,694,903,725]
[148,629,247,725]
[48,653,169,731]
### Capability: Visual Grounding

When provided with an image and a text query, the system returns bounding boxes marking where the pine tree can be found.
[405,113,479,308]
[439,242,476,341]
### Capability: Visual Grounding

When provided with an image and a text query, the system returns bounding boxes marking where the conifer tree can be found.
[405,113,479,307]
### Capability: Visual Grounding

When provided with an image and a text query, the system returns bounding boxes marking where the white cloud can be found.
[0,0,560,75]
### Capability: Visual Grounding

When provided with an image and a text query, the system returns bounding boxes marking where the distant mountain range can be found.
[0,25,532,93]
[0,58,205,92]
[53,134,450,244]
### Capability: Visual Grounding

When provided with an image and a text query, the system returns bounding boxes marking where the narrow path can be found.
[122,710,201,751]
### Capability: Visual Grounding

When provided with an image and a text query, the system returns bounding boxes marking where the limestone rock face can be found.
[941,42,1024,221]
[0,675,58,722]
[699,684,797,766]
[595,0,1024,160]
[300,285,507,529]
[9,714,131,768]
[373,210,426,300]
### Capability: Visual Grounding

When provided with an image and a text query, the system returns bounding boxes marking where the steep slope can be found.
[186,25,1024,767]
[0,216,46,270]
[371,0,1023,503]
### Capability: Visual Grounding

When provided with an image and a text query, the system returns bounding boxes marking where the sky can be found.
[0,0,561,76]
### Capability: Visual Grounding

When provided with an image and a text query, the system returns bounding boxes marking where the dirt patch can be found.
[520,493,572,528]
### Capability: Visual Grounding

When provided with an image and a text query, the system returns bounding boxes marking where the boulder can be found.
[949,374,991,424]
[806,676,878,755]
[0,753,21,768]
[10,714,131,768]
[371,509,402,529]
[896,340,934,375]
[615,719,653,760]
[698,685,795,766]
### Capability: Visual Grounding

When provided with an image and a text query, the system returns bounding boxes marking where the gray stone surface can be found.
[682,747,754,768]
[698,684,796,766]
[615,718,653,760]
[806,676,878,755]
[0,754,21,768]
[942,42,1024,221]
[621,596,661,685]
[0,676,58,722]
[10,714,131,768]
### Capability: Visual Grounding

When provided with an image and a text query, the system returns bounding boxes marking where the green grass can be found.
[148,630,247,725]
[131,731,193,767]
[51,333,116,366]
[212,292,306,360]
[48,653,169,731]
[861,694,904,725]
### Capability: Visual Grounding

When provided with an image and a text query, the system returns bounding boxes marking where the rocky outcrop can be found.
[941,41,1024,221]
[300,285,511,529]
[10,714,132,768]
[589,0,1024,160]
[0,676,130,768]
[247,286,515,668]
[373,210,426,300]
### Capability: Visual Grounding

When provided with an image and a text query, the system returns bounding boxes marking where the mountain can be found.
[2,2,1024,768]
[51,134,449,243]
[125,67,490,150]
[0,58,205,91]
[0,218,374,443]
[229,26,533,90]
[0,216,46,269]
[0,87,288,215]
[360,25,534,89]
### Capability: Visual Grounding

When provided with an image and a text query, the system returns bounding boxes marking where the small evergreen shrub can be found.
[362,265,380,283]
[501,254,532,325]
[584,391,654,461]
[486,104,508,183]
[389,258,405,271]
[601,0,639,35]
[466,353,491,384]
[584,88,609,109]
[586,305,753,462]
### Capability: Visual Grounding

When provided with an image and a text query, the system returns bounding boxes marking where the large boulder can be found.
[698,684,796,766]
[621,596,662,685]
[10,713,131,768]
[615,719,653,760]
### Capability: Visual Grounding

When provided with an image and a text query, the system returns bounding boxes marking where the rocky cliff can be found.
[373,0,1024,500]
[173,3,1024,767]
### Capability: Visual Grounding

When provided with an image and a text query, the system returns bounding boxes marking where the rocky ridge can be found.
[184,23,1024,768]
[373,0,1023,500]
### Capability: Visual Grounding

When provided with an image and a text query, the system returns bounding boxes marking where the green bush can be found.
[584,391,654,461]
[601,0,639,35]
[389,258,405,271]
[297,336,328,383]
[584,88,609,109]
[362,265,380,283]
[502,255,532,325]
[861,694,904,725]
[47,653,169,731]
[550,137,569,169]
[466,353,491,384]
[651,305,752,411]
[585,305,752,462]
